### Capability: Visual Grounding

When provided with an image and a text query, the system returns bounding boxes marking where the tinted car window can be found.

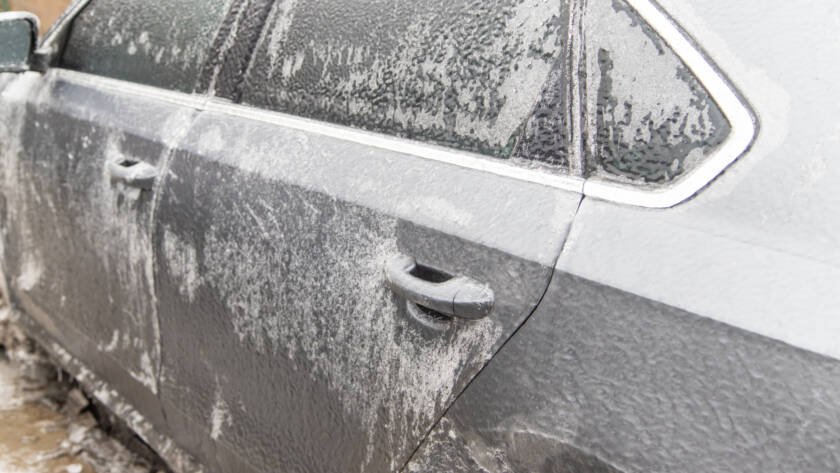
[240,0,569,161]
[61,0,234,93]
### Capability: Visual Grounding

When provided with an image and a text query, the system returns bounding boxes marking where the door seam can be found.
[146,107,203,413]
[397,193,586,472]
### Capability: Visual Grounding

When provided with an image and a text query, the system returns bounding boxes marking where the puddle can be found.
[0,355,95,473]
[0,313,167,473]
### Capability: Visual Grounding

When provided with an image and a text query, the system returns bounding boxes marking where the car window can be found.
[60,0,234,93]
[239,0,570,164]
[585,0,731,185]
[237,0,734,187]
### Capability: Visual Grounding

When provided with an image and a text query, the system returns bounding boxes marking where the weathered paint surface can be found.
[7,1,839,473]
[11,309,204,473]
[0,70,192,416]
[560,0,840,359]
[413,2,840,471]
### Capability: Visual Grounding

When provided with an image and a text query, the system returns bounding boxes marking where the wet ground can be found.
[0,357,95,473]
[0,311,167,473]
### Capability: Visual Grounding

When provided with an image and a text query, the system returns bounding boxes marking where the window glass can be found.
[585,0,731,184]
[240,0,569,161]
[61,0,234,93]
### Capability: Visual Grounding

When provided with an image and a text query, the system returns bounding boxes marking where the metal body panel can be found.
[405,1,840,471]
[410,272,840,473]
[152,101,581,472]
[0,0,835,471]
[558,0,840,360]
[0,70,197,416]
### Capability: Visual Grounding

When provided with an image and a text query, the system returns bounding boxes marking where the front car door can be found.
[152,0,586,471]
[0,0,234,449]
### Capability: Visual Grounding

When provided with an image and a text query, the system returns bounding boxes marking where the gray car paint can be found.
[151,105,580,473]
[2,3,583,471]
[1,0,838,472]
[561,0,840,360]
[411,272,840,472]
[403,1,840,472]
[147,1,582,471]
[0,70,194,428]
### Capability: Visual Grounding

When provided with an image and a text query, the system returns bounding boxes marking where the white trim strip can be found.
[203,99,587,193]
[585,0,757,208]
[48,0,754,208]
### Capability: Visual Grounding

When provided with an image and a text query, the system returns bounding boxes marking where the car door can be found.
[152,1,583,472]
[0,0,234,432]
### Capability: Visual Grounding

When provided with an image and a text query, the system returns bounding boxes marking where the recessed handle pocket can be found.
[385,254,494,320]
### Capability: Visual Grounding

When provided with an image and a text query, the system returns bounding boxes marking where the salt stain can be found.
[17,255,43,292]
[196,177,504,471]
[161,227,201,302]
[210,380,233,441]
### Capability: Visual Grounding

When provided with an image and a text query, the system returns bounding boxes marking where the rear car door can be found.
[0,0,234,433]
[152,1,584,471]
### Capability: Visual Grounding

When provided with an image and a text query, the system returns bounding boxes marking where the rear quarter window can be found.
[585,0,731,185]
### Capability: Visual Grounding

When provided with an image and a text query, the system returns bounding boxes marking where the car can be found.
[1,0,838,472]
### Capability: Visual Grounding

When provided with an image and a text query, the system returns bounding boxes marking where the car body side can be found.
[1,1,840,473]
[409,1,840,472]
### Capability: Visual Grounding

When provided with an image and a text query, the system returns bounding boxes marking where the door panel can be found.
[0,70,195,425]
[154,107,581,473]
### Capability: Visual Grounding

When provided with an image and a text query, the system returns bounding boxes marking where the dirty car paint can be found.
[152,103,580,472]
[0,70,194,422]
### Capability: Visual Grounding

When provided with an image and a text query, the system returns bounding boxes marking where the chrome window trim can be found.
[39,0,755,208]
[583,0,757,208]
[50,68,588,194]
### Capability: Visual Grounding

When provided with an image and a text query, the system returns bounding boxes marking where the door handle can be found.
[107,159,158,190]
[385,254,494,320]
